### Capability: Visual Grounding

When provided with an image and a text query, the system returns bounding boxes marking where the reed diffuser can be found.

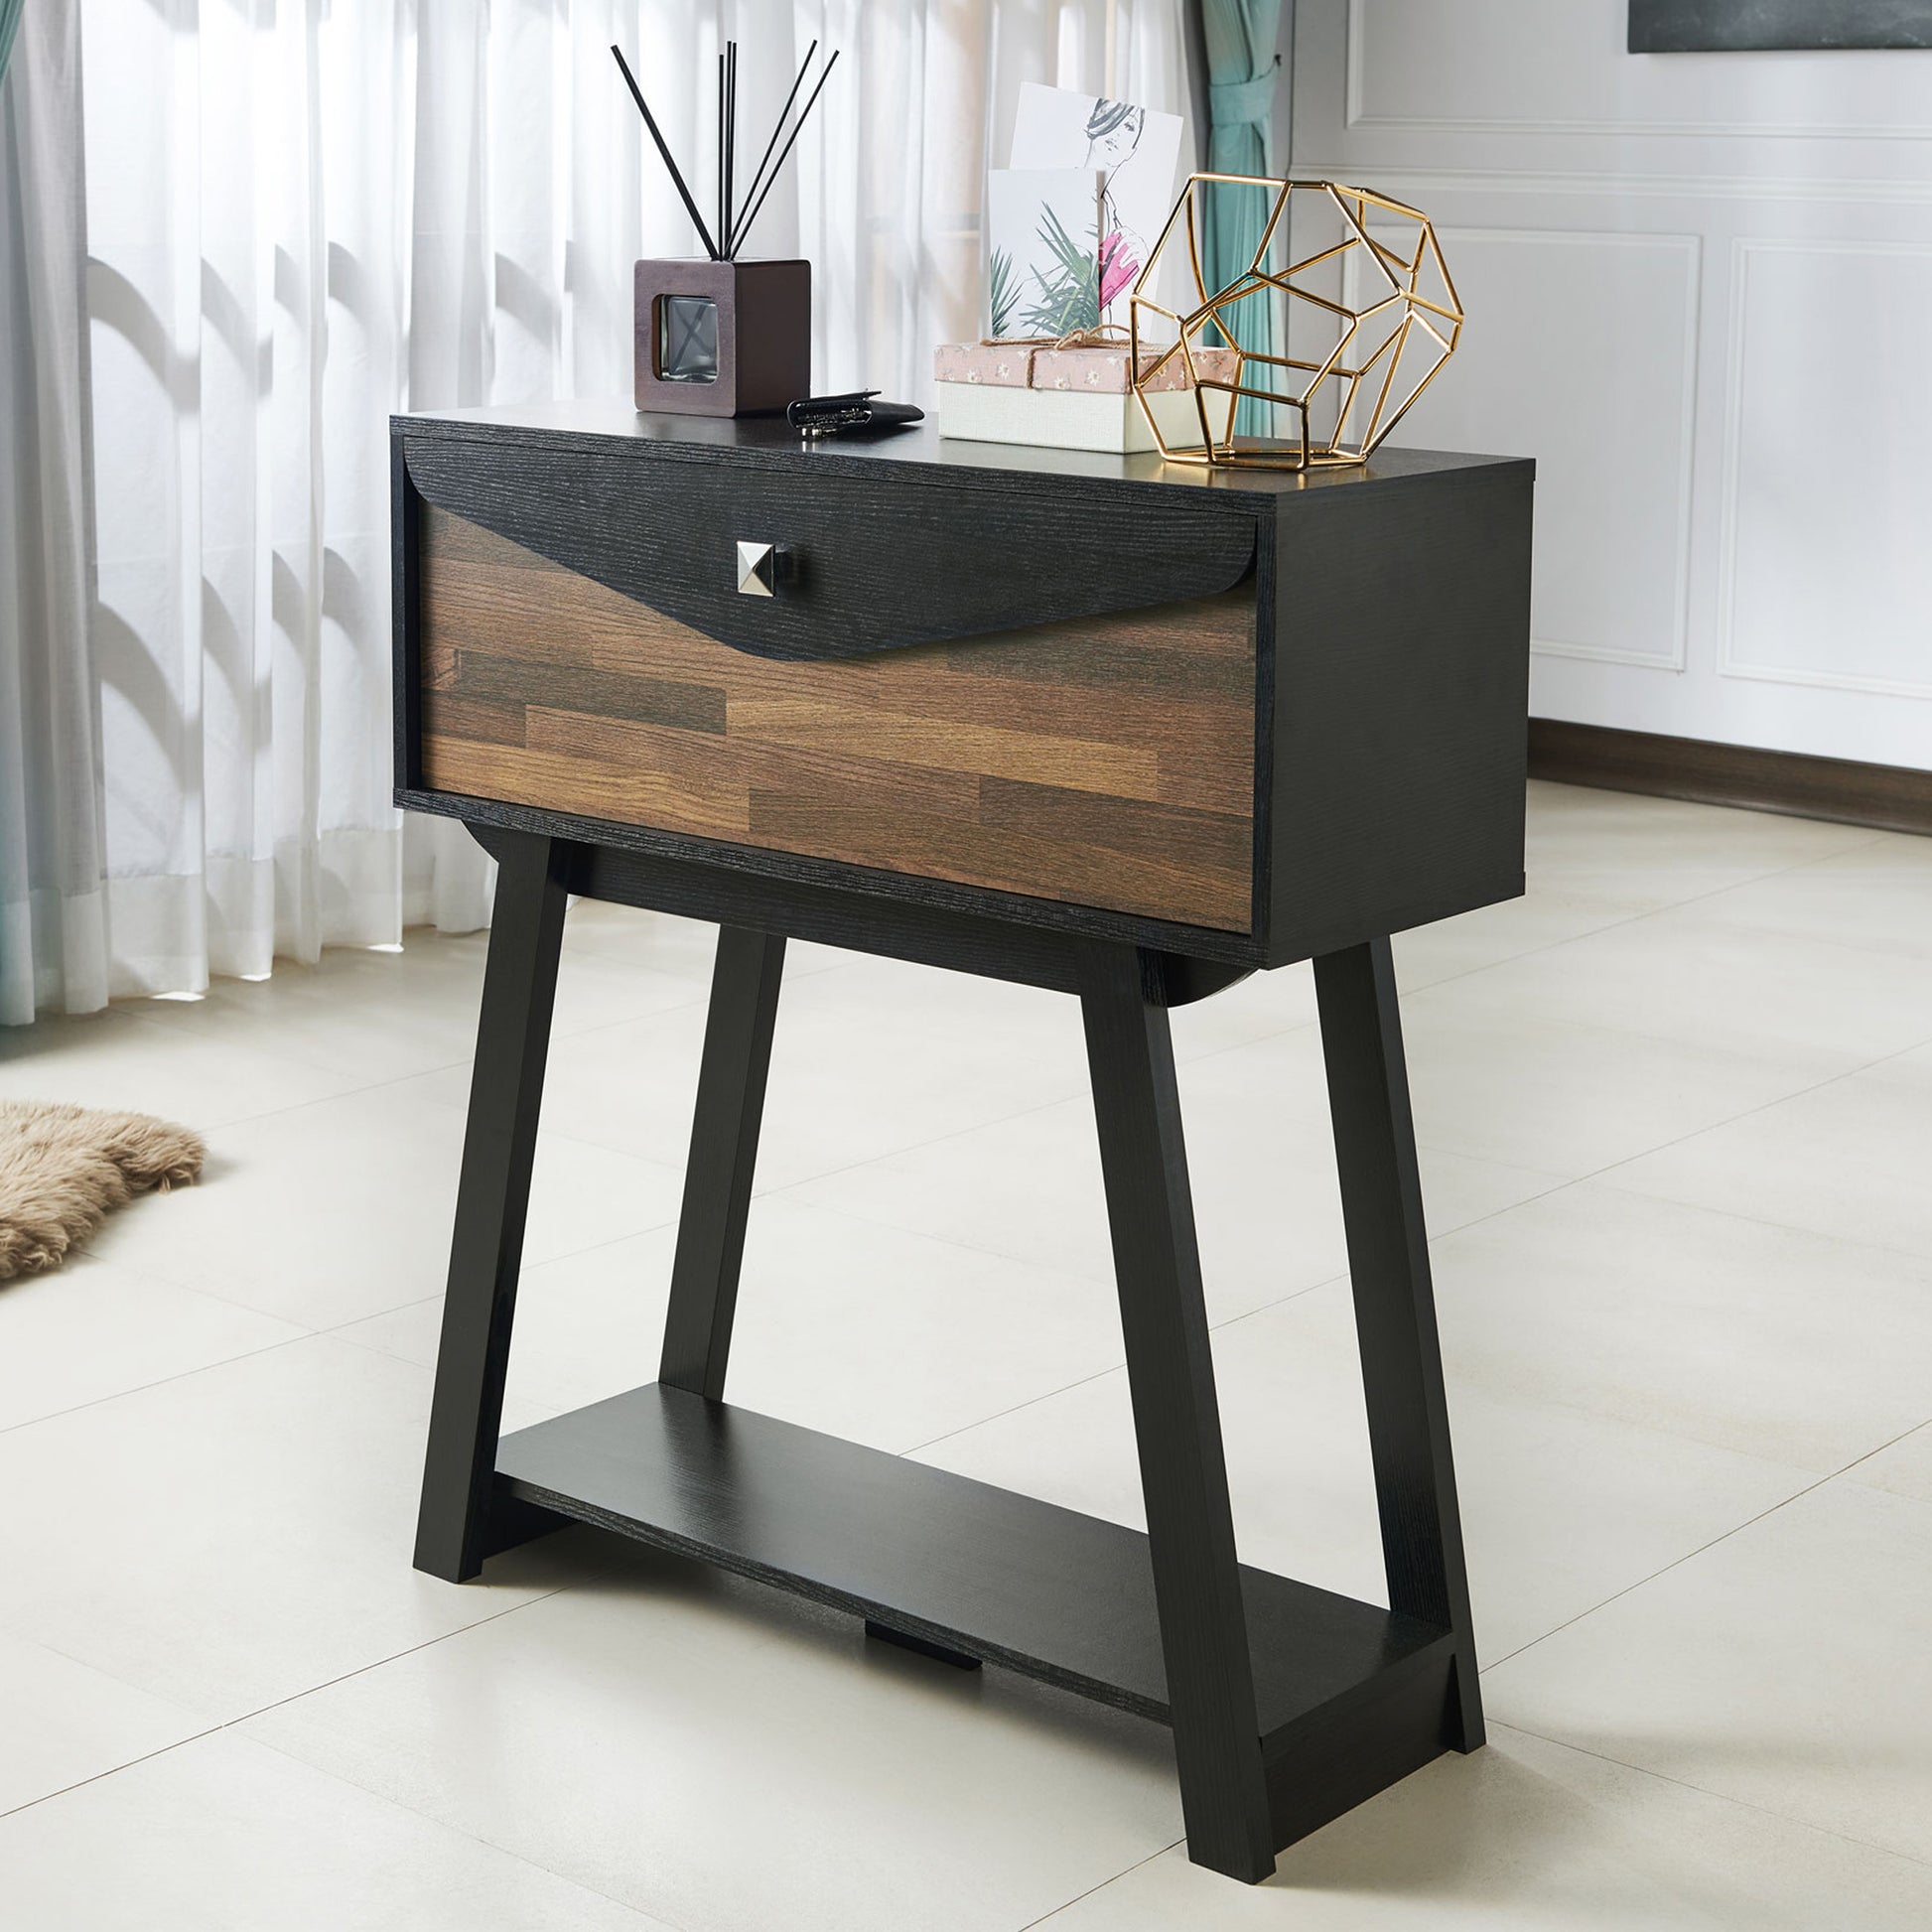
[616,38,837,417]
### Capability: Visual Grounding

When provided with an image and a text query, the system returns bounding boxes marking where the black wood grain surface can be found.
[394,407,1533,1883]
[1080,940,1273,1877]
[417,505,1260,930]
[468,823,1256,1005]
[413,831,569,1583]
[390,438,423,796]
[421,788,1272,968]
[1266,463,1533,965]
[493,1382,1452,1734]
[657,928,786,1401]
[401,430,1258,663]
[1261,1646,1458,1847]
[1315,938,1484,1752]
[394,408,1535,969]
[396,400,1518,497]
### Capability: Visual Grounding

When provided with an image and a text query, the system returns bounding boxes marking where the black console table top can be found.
[393,404,1534,1884]
[399,395,1517,490]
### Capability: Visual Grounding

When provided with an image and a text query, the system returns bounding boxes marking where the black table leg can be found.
[658,926,787,1399]
[414,831,570,1583]
[1079,943,1275,1884]
[1314,938,1484,1751]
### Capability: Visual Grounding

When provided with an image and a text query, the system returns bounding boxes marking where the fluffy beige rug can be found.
[0,1100,205,1280]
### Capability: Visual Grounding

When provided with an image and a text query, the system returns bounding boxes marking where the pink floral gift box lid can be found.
[932,341,1241,395]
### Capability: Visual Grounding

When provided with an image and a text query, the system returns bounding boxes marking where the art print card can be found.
[1009,82,1184,324]
[986,168,1104,339]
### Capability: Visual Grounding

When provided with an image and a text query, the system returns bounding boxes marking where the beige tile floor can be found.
[3,780,1931,1928]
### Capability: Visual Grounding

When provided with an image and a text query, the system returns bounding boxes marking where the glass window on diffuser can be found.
[658,295,719,382]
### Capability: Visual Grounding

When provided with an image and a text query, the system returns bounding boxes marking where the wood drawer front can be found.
[418,508,1258,932]
[402,432,1257,662]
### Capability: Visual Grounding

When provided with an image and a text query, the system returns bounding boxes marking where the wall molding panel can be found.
[1298,0,1932,767]
[1294,162,1932,208]
[1717,236,1932,702]
[1341,223,1701,673]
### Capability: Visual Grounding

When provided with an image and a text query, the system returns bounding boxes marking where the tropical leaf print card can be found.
[1009,83,1183,327]
[986,168,1104,339]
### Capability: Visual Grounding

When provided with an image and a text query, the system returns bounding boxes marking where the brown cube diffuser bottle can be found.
[633,258,811,417]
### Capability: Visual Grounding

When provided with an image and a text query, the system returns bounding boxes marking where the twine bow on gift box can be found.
[974,324,1144,388]
[980,324,1130,351]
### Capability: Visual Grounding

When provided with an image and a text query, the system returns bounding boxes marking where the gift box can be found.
[933,340,1239,454]
[933,340,1236,393]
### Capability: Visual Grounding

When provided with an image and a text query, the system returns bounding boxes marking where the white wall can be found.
[1290,0,1932,770]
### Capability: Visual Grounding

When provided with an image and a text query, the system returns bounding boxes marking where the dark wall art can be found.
[1630,1,1932,50]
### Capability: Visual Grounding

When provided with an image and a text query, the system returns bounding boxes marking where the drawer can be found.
[411,498,1260,933]
[398,408,1538,969]
[401,429,1257,663]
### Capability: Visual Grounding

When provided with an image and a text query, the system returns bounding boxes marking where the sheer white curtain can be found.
[1,0,106,1023]
[0,0,1189,1024]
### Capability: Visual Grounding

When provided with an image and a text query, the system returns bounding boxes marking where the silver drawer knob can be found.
[737,540,793,597]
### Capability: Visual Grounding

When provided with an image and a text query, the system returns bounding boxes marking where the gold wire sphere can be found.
[1129,174,1464,470]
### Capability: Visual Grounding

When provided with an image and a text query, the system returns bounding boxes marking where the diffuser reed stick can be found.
[611,37,836,265]
[730,48,839,257]
[725,42,737,253]
[732,39,816,254]
[611,44,721,261]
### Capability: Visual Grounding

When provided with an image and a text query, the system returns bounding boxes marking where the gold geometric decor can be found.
[1129,175,1463,471]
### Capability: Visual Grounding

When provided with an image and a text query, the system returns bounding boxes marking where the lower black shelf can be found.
[494,1382,1451,1742]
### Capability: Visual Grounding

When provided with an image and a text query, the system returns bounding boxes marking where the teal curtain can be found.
[1200,0,1282,436]
[0,0,21,83]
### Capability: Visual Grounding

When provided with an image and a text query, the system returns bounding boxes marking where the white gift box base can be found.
[936,380,1238,455]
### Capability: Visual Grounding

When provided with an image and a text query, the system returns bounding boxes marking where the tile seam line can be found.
[376,1129,1573,1472]
[237,1723,693,1930]
[887,1051,1920,1473]
[25,1043,1902,1545]
[902,1254,1364,1458]
[1482,1411,1932,1677]
[1576,1024,1932,1210]
[228,1565,618,1733]
[1397,984,1931,1083]
[1232,819,1902,1037]
[69,811,1904,1086]
[97,1004,485,1094]
[1386,841,1901,1001]
[108,945,725,1044]
[1016,1837,1188,1928]
[101,841,1886,1173]
[324,1315,588,1419]
[3,1706,688,1931]
[683,1116,1784,1466]
[0,1561,605,1813]
[0,1329,320,1441]
[89,979,711,1125]
[1416,887,1932,1015]
[109,976,1901,1316]
[1485,1717,1932,1875]
[18,819,1919,1902]
[0,1726,226,1824]
[1587,1163,1932,1274]
[854,1094,1932,1680]
[1170,873,1919,1095]
[46,850,1915,1411]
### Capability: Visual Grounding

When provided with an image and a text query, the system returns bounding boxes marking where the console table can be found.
[392,400,1533,1884]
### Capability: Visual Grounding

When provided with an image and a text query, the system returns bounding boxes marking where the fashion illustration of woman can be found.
[1084,97,1149,308]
